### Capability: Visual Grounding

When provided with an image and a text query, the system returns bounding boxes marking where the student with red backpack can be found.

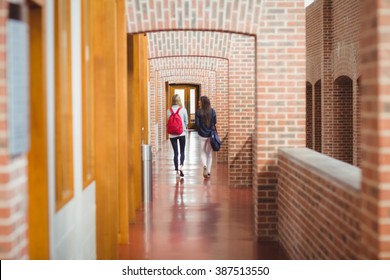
[167,94,188,178]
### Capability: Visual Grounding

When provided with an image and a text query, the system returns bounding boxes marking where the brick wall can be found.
[307,78,322,153]
[360,0,390,260]
[306,0,361,165]
[0,1,29,259]
[228,34,255,187]
[354,78,361,166]
[149,55,219,154]
[306,82,313,148]
[278,148,361,259]
[333,76,353,164]
[314,80,322,152]
[215,59,228,163]
[321,0,334,156]
[148,32,255,184]
[254,0,306,239]
[306,0,322,84]
[129,0,306,239]
[148,31,234,58]
[149,56,221,157]
[332,0,360,167]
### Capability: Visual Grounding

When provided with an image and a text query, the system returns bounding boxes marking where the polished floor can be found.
[118,131,287,260]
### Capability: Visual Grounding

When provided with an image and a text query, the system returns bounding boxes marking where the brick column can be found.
[314,80,322,152]
[306,82,313,148]
[353,77,361,167]
[360,0,390,259]
[321,0,334,156]
[228,34,255,188]
[216,60,228,163]
[255,0,306,240]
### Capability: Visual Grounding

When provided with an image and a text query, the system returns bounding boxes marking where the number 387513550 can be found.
[215,267,270,276]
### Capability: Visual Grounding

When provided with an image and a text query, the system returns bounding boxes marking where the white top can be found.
[167,105,188,138]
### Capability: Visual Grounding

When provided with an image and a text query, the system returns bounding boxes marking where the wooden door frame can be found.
[28,0,50,259]
[167,83,200,132]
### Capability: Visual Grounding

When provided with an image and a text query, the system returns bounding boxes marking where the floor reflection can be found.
[119,132,287,260]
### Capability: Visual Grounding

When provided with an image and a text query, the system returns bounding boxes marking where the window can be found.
[81,0,95,187]
[55,0,73,210]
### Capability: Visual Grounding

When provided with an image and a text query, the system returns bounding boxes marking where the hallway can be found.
[118,132,287,260]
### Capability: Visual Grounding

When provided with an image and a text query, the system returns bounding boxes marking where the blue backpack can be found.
[210,127,221,151]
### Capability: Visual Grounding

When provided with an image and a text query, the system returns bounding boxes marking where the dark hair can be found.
[199,96,212,127]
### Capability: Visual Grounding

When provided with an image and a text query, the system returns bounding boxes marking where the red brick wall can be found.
[306,0,322,84]
[254,0,306,239]
[307,78,322,154]
[149,56,222,157]
[306,82,313,148]
[360,0,390,260]
[215,60,228,163]
[278,148,361,259]
[228,34,255,187]
[306,1,322,154]
[354,78,361,166]
[128,0,306,239]
[0,1,29,259]
[314,80,322,152]
[148,33,254,183]
[333,76,353,164]
[332,0,360,46]
[149,53,221,154]
[321,0,334,156]
[332,0,360,166]
[306,0,361,165]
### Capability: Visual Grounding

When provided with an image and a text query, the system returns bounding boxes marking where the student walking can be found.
[167,94,188,178]
[195,95,217,178]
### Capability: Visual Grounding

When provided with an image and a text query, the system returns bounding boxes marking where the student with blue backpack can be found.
[195,95,217,178]
[167,94,188,178]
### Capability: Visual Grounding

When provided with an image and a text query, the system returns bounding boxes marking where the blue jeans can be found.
[170,136,186,170]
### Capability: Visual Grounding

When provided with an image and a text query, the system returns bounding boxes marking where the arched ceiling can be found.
[126,0,262,34]
[149,56,222,72]
[148,31,233,59]
[128,1,258,75]
[147,30,253,73]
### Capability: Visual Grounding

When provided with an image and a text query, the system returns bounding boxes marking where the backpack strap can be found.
[211,108,216,128]
[170,107,181,115]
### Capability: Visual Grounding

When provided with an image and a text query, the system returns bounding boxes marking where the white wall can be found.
[46,0,96,260]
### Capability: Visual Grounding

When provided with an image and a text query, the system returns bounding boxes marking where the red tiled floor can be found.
[118,131,287,260]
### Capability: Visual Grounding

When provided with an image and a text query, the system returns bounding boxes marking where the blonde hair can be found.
[171,94,183,107]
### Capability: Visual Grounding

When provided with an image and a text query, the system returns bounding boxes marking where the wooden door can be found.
[28,0,50,259]
[167,84,200,130]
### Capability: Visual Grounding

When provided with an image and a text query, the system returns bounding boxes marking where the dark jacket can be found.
[195,108,217,138]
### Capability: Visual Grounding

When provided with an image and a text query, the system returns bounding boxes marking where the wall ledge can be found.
[279,148,361,190]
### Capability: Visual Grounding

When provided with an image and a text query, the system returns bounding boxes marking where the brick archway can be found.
[306,81,313,148]
[150,56,225,160]
[333,75,353,164]
[127,0,306,240]
[148,31,256,188]
[314,79,322,153]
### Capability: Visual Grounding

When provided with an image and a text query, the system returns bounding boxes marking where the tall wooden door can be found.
[28,0,50,259]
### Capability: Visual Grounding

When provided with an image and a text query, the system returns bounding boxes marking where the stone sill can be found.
[278,147,361,190]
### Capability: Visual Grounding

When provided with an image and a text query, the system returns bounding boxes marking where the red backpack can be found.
[167,107,183,135]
